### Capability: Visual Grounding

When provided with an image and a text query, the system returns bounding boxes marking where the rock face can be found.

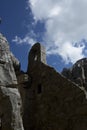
[0,33,19,86]
[22,43,87,130]
[62,58,87,89]
[0,33,24,130]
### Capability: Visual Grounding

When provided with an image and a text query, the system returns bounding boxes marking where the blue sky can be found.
[0,0,87,72]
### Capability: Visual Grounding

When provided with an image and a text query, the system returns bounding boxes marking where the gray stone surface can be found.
[0,33,24,130]
[0,33,19,86]
[0,86,23,130]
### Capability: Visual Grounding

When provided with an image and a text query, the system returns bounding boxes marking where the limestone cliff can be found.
[0,33,24,130]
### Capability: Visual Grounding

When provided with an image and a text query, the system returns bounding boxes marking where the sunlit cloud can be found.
[27,0,87,64]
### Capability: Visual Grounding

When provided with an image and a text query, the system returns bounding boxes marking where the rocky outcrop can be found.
[62,58,87,89]
[0,86,23,130]
[0,33,20,86]
[0,33,24,130]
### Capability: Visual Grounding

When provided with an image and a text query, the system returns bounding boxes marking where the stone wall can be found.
[22,43,87,130]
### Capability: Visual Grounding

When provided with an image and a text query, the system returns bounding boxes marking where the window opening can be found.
[34,55,37,61]
[37,84,42,94]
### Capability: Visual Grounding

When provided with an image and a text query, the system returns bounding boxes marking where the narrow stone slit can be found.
[37,84,42,94]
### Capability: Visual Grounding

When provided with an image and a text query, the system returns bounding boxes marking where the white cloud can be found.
[29,0,62,20]
[12,35,36,46]
[58,42,85,64]
[27,0,87,64]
